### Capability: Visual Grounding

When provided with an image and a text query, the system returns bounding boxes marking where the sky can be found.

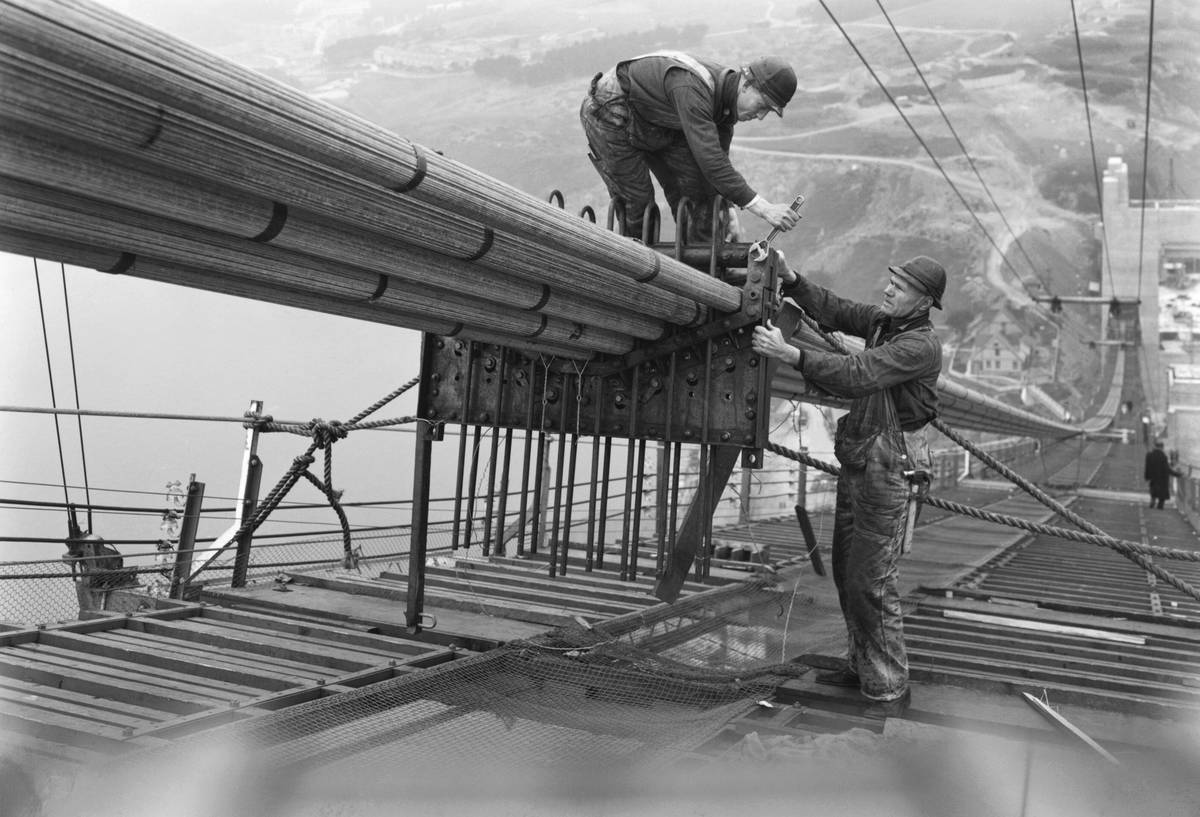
[1,0,1190,564]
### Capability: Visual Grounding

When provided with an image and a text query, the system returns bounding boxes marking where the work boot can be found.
[814,668,861,688]
[863,688,911,720]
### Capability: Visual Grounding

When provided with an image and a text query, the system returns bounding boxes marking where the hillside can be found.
[107,0,1200,412]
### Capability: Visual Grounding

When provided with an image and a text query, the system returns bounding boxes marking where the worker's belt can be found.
[587,69,631,128]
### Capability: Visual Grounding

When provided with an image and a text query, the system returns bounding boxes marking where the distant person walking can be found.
[1144,440,1182,509]
[580,52,801,243]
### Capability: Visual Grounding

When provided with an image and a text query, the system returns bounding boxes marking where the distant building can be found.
[963,310,1031,377]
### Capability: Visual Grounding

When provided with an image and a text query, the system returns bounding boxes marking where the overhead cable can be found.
[816,0,1055,306]
[1068,0,1118,298]
[32,258,71,511]
[1134,0,1158,302]
[59,262,93,523]
[874,0,1049,291]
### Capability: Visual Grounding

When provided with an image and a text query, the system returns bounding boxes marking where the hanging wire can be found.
[1068,0,1118,298]
[815,0,1057,303]
[1134,0,1158,303]
[874,0,1047,286]
[58,262,93,527]
[32,259,71,511]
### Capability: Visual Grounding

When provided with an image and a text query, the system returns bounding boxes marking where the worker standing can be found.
[752,255,946,718]
[580,52,801,243]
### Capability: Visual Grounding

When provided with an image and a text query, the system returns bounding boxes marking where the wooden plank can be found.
[0,678,161,730]
[191,606,439,656]
[0,675,168,724]
[1021,692,1120,764]
[96,630,334,682]
[200,583,535,649]
[386,571,644,616]
[0,704,143,750]
[169,617,416,664]
[411,563,662,605]
[906,647,1200,706]
[125,618,379,672]
[903,616,1200,672]
[130,662,434,740]
[914,592,1200,642]
[939,609,1146,645]
[12,642,268,699]
[285,573,585,627]
[400,559,668,599]
[38,630,304,692]
[0,652,227,714]
[903,630,1193,688]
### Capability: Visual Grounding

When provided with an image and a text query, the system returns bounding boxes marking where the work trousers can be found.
[579,76,718,242]
[829,429,929,701]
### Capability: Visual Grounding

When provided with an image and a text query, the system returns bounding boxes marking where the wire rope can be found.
[1134,0,1157,303]
[815,0,1052,299]
[874,0,1047,287]
[1068,0,1118,297]
[31,259,71,511]
[58,262,93,525]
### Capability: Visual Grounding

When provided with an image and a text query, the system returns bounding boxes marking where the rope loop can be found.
[309,418,348,449]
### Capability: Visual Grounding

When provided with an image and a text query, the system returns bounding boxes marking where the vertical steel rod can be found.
[450,341,477,550]
[596,436,613,571]
[464,425,483,551]
[494,427,514,556]
[549,388,568,577]
[482,352,507,557]
[230,454,262,589]
[530,430,547,555]
[406,415,435,631]
[619,436,635,581]
[169,478,205,600]
[584,377,603,571]
[630,438,646,581]
[664,441,682,577]
[561,429,580,576]
[516,357,537,555]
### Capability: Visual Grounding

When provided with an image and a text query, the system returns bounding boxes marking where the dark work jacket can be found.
[616,54,755,206]
[782,277,942,431]
[1144,448,1177,499]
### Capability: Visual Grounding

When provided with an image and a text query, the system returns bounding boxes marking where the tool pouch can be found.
[834,386,904,472]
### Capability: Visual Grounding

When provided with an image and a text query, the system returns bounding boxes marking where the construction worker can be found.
[580,52,802,243]
[751,255,946,718]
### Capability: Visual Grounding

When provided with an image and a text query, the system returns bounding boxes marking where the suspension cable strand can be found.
[58,263,93,522]
[874,0,1044,284]
[815,0,1053,299]
[1135,0,1157,303]
[32,259,71,510]
[1069,0,1118,297]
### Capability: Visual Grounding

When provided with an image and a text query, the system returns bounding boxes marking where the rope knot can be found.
[245,413,273,431]
[309,418,348,449]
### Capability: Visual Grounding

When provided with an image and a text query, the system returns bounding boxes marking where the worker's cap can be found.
[888,256,946,309]
[746,55,797,117]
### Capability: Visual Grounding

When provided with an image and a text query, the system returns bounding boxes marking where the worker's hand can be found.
[774,249,799,286]
[723,205,743,242]
[747,199,801,231]
[751,320,797,364]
